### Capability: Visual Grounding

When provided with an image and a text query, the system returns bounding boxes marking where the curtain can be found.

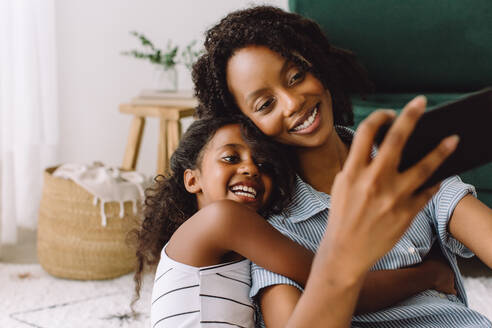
[0,0,59,244]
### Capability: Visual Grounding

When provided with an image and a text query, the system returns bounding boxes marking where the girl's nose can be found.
[281,90,305,117]
[238,160,259,177]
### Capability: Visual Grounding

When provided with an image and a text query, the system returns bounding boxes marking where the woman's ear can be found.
[184,168,202,194]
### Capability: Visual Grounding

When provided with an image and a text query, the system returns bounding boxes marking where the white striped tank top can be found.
[151,245,254,328]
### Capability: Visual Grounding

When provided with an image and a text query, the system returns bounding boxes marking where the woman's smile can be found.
[289,102,321,134]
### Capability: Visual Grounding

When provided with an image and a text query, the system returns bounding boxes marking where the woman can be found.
[192,5,492,328]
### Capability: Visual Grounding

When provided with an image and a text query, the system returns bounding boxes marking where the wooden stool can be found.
[120,100,196,175]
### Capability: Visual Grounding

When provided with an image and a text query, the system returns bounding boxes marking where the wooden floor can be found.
[0,228,38,264]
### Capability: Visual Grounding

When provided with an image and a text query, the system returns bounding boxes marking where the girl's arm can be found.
[448,194,492,268]
[192,199,314,285]
[170,199,450,314]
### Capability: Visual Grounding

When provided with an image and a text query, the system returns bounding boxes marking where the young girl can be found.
[192,5,492,327]
[132,116,311,327]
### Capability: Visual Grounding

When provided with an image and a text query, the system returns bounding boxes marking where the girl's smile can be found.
[226,45,335,148]
[185,124,273,212]
[230,180,261,203]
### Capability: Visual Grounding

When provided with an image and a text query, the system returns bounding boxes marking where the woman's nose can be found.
[281,90,305,117]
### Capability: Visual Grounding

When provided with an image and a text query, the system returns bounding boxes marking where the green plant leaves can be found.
[122,31,201,70]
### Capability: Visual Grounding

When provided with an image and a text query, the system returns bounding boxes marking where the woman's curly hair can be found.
[130,115,295,308]
[192,5,373,126]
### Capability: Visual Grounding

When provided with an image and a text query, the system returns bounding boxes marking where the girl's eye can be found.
[222,155,240,163]
[256,97,275,112]
[288,70,305,86]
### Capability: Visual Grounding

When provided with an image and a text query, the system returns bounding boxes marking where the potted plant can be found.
[122,31,202,91]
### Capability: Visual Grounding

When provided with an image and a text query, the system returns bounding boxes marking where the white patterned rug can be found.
[0,264,152,328]
[0,264,491,327]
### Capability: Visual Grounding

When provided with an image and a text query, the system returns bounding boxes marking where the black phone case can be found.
[374,87,492,190]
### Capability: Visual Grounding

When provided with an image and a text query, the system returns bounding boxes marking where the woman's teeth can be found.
[231,185,257,199]
[292,106,318,132]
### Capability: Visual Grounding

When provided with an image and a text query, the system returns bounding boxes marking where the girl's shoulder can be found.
[190,199,260,226]
[167,200,262,266]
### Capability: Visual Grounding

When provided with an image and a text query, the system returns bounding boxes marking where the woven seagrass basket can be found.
[37,166,141,280]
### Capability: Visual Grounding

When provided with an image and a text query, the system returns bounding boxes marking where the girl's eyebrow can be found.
[215,143,246,151]
[244,58,291,106]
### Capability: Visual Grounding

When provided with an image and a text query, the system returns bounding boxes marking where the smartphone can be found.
[374,87,492,190]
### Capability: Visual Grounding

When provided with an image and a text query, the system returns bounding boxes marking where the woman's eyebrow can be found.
[245,88,269,106]
[279,58,292,77]
[244,59,291,106]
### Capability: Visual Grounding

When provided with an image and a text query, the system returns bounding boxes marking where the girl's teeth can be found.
[293,107,318,131]
[231,185,257,196]
[234,191,256,199]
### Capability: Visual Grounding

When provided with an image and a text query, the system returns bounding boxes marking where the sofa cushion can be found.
[350,93,492,207]
[289,0,492,92]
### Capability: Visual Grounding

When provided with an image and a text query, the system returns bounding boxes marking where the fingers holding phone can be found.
[324,95,459,274]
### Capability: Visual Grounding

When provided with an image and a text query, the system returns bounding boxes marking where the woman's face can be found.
[226,45,334,148]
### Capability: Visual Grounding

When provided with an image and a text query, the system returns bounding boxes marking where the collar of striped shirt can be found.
[279,126,378,223]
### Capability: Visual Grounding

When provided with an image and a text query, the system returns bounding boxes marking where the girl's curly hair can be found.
[130,115,295,308]
[192,5,373,126]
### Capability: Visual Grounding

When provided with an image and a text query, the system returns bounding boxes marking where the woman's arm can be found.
[256,245,455,326]
[259,263,366,328]
[448,194,492,268]
[284,97,459,328]
[261,96,459,328]
[260,285,303,328]
[357,240,457,313]
[356,253,456,313]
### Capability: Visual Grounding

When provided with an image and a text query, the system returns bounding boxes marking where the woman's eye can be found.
[257,162,274,173]
[222,155,240,163]
[256,98,275,112]
[288,70,305,86]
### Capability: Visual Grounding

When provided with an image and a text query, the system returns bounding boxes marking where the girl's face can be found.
[188,124,273,212]
[226,45,335,148]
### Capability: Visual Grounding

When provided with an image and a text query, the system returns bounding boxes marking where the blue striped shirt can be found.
[251,126,491,327]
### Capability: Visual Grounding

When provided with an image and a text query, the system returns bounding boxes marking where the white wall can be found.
[55,0,288,176]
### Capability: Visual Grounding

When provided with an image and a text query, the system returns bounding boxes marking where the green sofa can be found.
[289,0,492,207]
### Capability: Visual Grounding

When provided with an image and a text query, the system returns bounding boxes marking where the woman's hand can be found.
[323,96,460,276]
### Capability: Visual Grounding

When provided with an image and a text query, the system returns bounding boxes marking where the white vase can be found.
[152,66,178,91]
